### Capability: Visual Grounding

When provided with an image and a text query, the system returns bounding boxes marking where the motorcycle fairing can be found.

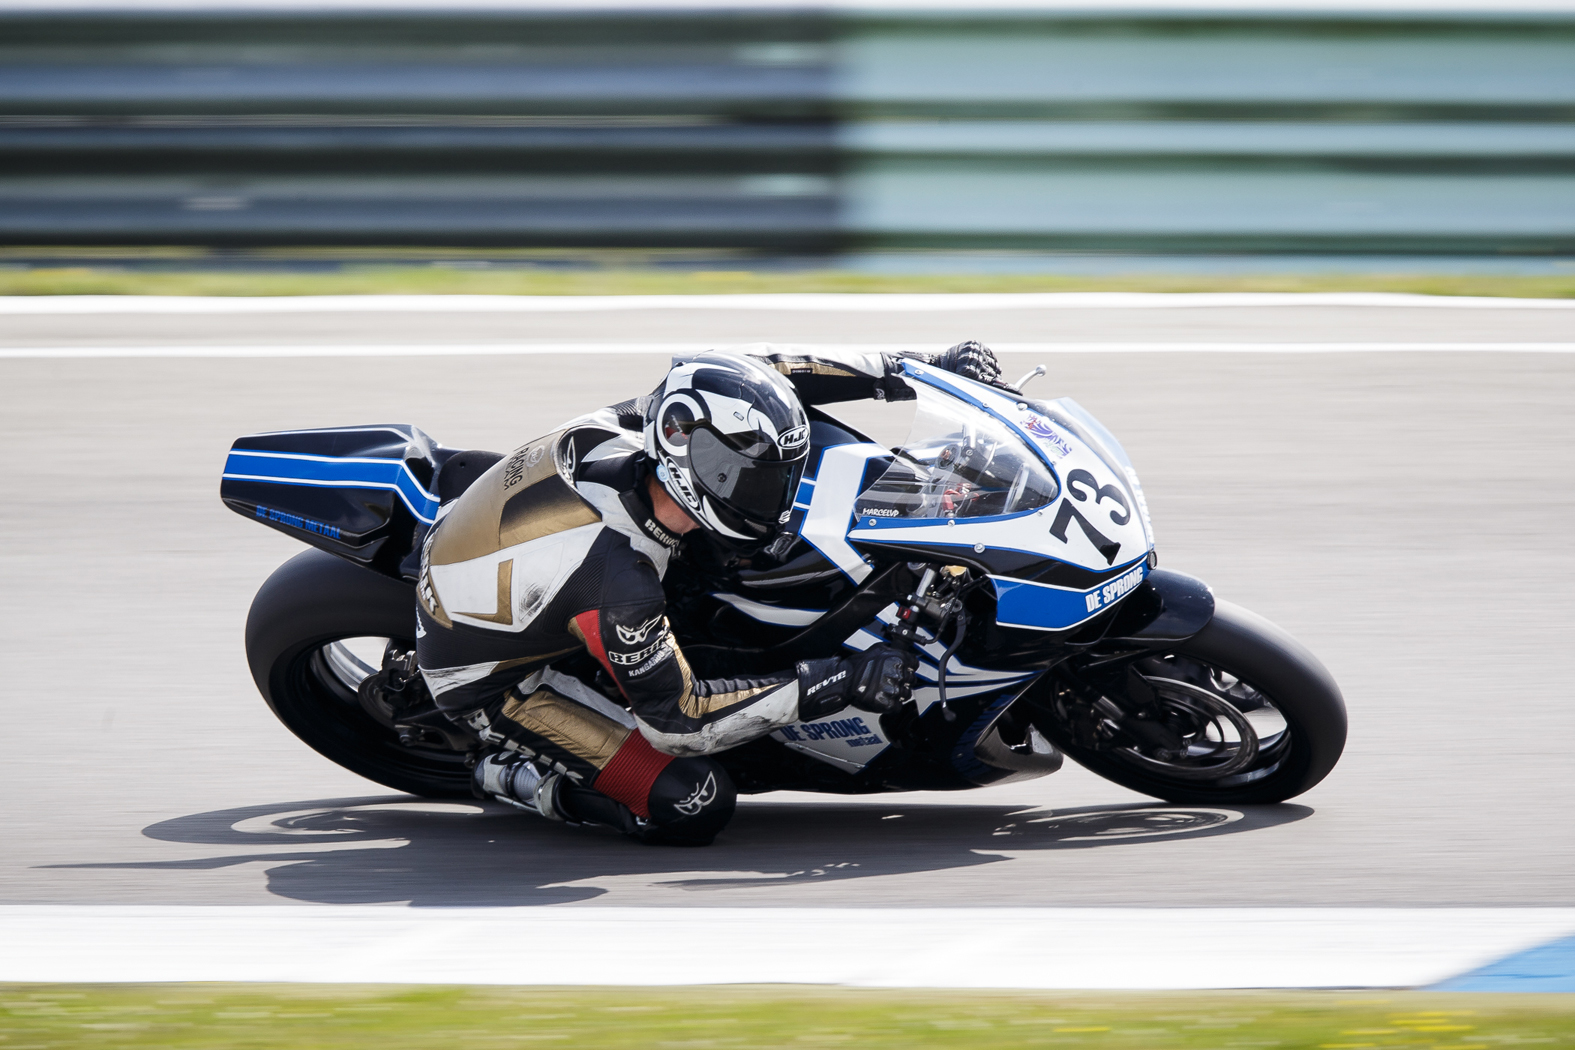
[712,592,825,627]
[739,372,1160,774]
[990,556,1150,632]
[770,675,1036,777]
[221,424,445,577]
[774,709,892,772]
[768,604,1038,774]
[846,608,1037,715]
[846,363,1156,632]
[796,441,890,584]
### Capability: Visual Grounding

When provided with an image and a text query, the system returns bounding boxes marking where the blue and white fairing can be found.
[754,363,1158,775]
[850,362,1155,631]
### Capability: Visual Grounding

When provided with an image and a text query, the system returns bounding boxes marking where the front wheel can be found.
[1036,600,1347,804]
[245,549,474,799]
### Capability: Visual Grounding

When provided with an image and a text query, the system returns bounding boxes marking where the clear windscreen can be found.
[855,385,1060,520]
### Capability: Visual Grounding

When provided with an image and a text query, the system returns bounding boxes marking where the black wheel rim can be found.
[279,634,471,788]
[1115,653,1294,787]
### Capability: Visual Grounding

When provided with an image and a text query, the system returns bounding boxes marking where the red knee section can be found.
[594,732,673,818]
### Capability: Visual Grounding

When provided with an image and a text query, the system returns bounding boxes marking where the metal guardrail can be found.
[2,5,1573,253]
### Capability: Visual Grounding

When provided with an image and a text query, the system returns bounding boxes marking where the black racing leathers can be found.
[414,344,956,833]
[415,421,800,756]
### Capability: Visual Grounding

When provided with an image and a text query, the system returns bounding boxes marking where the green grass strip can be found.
[2,985,1571,1049]
[2,266,1575,298]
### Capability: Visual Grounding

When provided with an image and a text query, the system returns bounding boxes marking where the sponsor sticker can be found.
[255,504,341,540]
[1020,413,1074,459]
[779,715,884,749]
[1083,563,1146,613]
[503,444,543,489]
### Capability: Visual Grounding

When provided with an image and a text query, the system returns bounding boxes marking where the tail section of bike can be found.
[220,424,448,581]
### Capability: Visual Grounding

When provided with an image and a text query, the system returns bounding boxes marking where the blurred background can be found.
[4,0,1575,991]
[3,0,1574,280]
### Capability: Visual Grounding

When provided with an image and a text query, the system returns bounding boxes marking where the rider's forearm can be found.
[571,603,802,756]
[739,346,926,405]
[632,666,802,757]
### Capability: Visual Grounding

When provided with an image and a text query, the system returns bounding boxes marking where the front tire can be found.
[245,549,473,798]
[1040,600,1347,804]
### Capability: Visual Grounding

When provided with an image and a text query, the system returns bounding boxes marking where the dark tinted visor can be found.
[689,427,801,524]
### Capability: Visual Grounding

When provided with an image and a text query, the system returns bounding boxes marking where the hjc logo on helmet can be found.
[661,455,702,508]
[777,424,810,450]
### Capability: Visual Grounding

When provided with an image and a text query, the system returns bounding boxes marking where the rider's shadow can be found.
[47,796,1311,906]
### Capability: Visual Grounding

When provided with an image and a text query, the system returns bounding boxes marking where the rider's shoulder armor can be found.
[418,419,669,632]
[425,426,602,573]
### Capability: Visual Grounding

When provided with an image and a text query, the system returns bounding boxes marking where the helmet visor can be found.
[689,426,802,527]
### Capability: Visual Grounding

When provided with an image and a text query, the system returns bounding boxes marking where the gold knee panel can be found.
[500,687,632,769]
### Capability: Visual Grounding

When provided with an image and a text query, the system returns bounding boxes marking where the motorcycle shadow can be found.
[53,796,1310,906]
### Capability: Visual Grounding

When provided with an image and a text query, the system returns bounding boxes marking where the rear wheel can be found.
[1037,600,1346,804]
[245,549,473,798]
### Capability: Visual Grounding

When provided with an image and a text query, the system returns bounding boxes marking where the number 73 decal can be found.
[1048,468,1131,566]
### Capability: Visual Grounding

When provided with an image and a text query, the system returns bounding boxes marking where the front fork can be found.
[883,562,974,722]
[1040,658,1187,754]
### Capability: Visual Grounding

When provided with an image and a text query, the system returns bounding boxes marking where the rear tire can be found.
[1042,600,1346,804]
[245,549,473,798]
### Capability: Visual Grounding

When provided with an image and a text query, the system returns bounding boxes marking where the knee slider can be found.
[644,757,736,845]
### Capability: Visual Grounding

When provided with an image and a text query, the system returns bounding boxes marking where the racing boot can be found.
[472,752,570,822]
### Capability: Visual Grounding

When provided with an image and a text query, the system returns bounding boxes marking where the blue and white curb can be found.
[2,907,1572,989]
[1432,934,1575,993]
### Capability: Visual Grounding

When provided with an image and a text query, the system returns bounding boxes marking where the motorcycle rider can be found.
[414,341,1008,844]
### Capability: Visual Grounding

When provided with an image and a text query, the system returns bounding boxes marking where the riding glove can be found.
[796,645,920,721]
[879,341,1012,398]
[935,340,1008,388]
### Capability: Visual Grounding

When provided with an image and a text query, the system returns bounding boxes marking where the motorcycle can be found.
[222,360,1345,808]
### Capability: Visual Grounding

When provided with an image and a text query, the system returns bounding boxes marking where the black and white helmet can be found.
[644,352,810,545]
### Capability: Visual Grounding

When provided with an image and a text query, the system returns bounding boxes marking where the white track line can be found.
[3,906,1573,988]
[2,293,1574,314]
[3,342,1574,359]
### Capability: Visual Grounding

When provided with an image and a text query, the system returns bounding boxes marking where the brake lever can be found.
[1011,364,1047,393]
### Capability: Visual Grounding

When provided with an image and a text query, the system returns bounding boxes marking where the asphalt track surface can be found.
[2,297,1572,910]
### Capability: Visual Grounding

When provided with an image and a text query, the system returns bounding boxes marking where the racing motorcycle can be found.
[221,361,1345,807]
